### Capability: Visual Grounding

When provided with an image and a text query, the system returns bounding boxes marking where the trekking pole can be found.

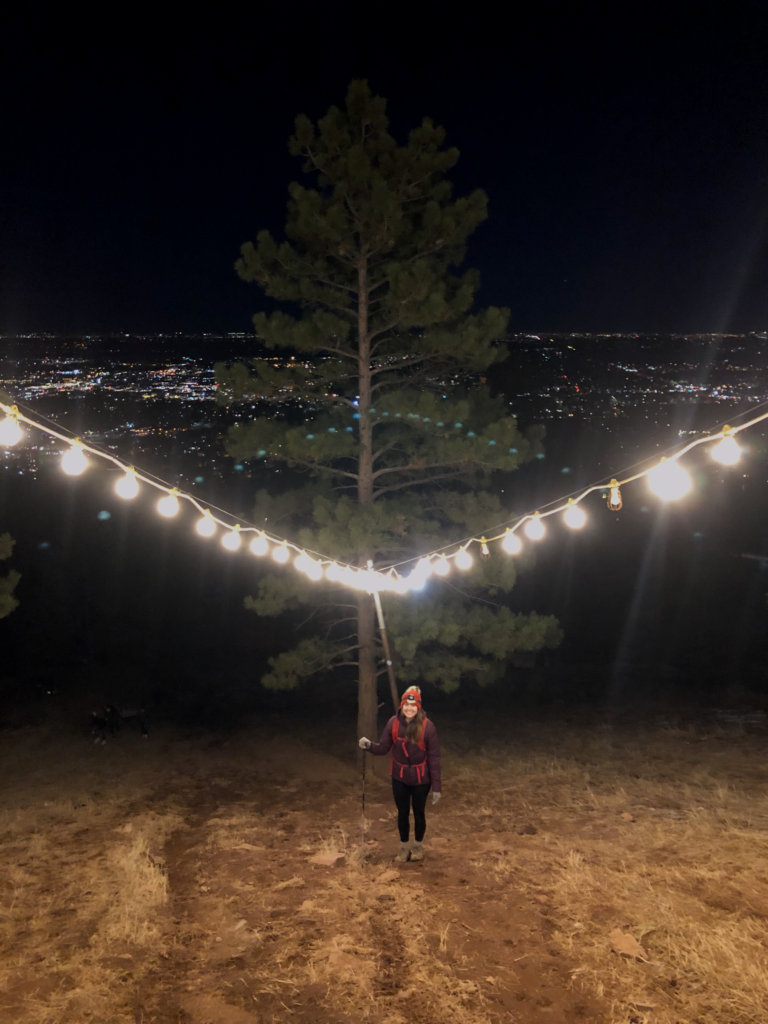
[368,560,399,711]
[361,749,367,856]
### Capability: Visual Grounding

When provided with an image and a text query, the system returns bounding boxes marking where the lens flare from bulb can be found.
[0,415,23,446]
[434,556,450,576]
[157,493,180,517]
[222,527,241,551]
[196,513,216,537]
[648,459,691,500]
[62,445,88,476]
[273,544,290,563]
[502,529,522,554]
[455,548,473,570]
[115,471,139,499]
[250,533,269,556]
[524,515,545,540]
[563,501,586,529]
[712,434,740,466]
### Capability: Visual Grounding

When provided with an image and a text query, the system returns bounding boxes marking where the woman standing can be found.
[359,685,441,862]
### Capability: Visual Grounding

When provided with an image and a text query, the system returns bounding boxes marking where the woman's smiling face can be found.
[401,701,419,720]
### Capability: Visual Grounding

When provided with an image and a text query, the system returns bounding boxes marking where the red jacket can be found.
[369,712,442,792]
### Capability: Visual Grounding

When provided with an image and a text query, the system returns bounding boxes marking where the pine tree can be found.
[217,81,561,742]
[0,533,20,619]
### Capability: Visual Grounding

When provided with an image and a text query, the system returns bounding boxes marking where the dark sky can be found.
[2,3,768,335]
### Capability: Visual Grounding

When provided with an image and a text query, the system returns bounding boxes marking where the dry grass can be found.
[450,720,768,1024]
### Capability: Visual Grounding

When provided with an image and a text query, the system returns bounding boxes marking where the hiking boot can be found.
[410,840,424,862]
[395,841,411,862]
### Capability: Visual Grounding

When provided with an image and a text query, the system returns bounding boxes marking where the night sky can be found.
[2,3,768,335]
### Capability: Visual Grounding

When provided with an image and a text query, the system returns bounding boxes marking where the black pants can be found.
[392,779,431,842]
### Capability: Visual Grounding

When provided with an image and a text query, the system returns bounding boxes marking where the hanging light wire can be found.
[4,398,768,591]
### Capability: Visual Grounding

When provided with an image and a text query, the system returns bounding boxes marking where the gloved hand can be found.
[432,791,441,805]
[358,737,372,750]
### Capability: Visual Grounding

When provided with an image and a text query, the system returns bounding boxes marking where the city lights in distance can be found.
[712,431,740,466]
[250,533,269,556]
[196,512,216,537]
[0,413,23,447]
[455,548,473,570]
[222,526,242,551]
[502,529,522,555]
[157,491,180,517]
[647,458,691,500]
[115,470,139,499]
[524,514,545,540]
[62,444,88,476]
[563,500,586,529]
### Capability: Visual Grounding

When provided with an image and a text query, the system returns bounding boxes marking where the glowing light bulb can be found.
[222,526,241,551]
[62,443,88,476]
[408,572,427,591]
[455,548,473,570]
[415,558,433,577]
[563,500,586,529]
[115,470,139,499]
[434,556,450,576]
[250,533,269,556]
[306,560,323,581]
[196,512,216,537]
[648,458,691,500]
[607,479,622,510]
[502,529,522,554]
[294,552,311,574]
[0,412,23,447]
[325,562,341,581]
[712,429,740,466]
[157,491,180,517]
[480,538,490,559]
[524,514,545,540]
[273,543,289,563]
[392,575,409,594]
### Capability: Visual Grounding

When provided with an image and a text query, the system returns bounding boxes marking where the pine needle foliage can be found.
[217,81,561,738]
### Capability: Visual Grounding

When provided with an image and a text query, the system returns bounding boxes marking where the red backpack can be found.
[390,716,429,782]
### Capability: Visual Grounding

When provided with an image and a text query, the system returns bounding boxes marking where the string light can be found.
[712,427,740,466]
[273,543,290,563]
[250,533,269,556]
[0,408,23,447]
[502,529,522,555]
[196,511,217,537]
[62,442,88,476]
[222,525,242,551]
[607,479,622,511]
[525,514,545,540]
[563,500,586,529]
[6,398,768,597]
[157,489,180,517]
[455,547,473,570]
[115,469,139,499]
[647,458,691,500]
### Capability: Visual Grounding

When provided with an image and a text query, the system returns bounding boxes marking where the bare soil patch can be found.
[1,714,766,1022]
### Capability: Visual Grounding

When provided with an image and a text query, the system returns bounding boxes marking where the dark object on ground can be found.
[91,704,149,743]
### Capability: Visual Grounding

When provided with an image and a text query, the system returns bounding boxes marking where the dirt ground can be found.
[1,711,767,1024]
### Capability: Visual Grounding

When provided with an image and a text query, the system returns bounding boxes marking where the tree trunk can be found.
[356,257,379,756]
